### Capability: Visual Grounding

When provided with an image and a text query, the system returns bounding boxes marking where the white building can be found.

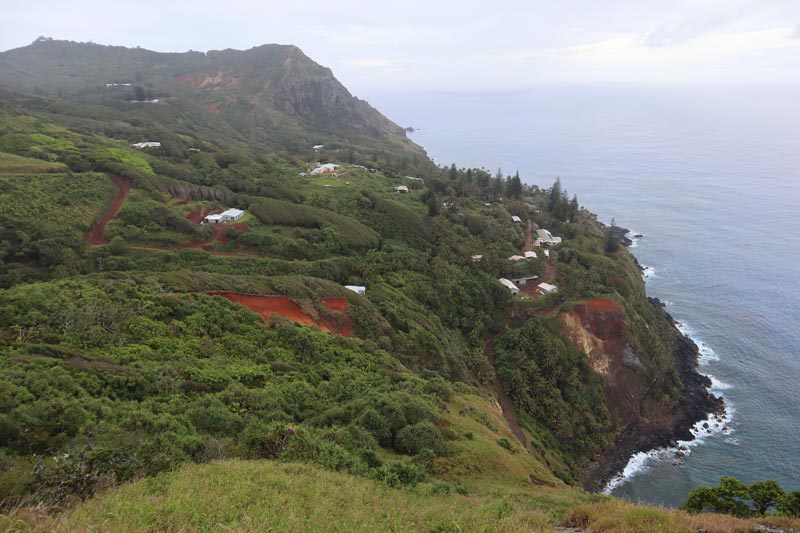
[511,215,522,223]
[508,255,527,263]
[394,185,409,194]
[310,163,341,175]
[511,275,538,286]
[202,208,245,224]
[471,254,483,262]
[524,251,537,259]
[131,141,161,148]
[536,229,562,246]
[499,278,520,296]
[537,282,558,295]
[345,285,366,295]
[313,145,324,151]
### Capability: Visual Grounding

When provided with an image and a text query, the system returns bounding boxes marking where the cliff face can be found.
[560,298,725,490]
[559,298,648,429]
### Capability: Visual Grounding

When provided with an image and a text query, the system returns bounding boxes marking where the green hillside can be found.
[2,40,796,532]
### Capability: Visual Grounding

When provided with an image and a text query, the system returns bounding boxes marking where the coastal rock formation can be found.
[574,298,725,490]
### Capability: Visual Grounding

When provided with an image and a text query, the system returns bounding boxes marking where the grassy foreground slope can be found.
[7,460,796,532]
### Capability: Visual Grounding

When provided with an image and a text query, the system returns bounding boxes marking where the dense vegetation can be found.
[1,38,780,532]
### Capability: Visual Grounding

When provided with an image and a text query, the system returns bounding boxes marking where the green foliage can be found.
[683,477,797,518]
[494,318,614,463]
[249,197,379,251]
[0,278,452,504]
[779,490,800,517]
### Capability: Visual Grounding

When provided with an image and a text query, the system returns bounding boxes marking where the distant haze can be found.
[2,0,800,93]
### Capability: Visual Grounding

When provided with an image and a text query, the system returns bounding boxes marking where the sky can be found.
[2,0,800,94]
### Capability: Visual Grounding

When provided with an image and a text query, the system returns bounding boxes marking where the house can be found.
[344,285,366,295]
[471,254,484,262]
[406,176,424,182]
[543,249,550,258]
[537,282,558,295]
[313,144,324,151]
[310,163,341,175]
[394,185,409,194]
[536,229,562,246]
[202,208,244,224]
[499,278,520,296]
[511,275,538,286]
[511,215,522,223]
[131,141,161,148]
[508,255,527,264]
[524,251,537,260]
[533,238,542,248]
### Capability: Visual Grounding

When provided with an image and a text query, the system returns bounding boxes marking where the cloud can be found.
[480,26,800,67]
[304,25,445,46]
[793,23,800,38]
[346,59,397,69]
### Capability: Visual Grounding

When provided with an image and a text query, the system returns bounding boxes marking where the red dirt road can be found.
[211,293,352,336]
[87,175,130,245]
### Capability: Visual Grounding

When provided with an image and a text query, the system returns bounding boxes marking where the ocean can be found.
[368,84,800,507]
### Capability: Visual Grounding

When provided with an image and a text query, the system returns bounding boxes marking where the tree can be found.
[548,177,562,213]
[569,195,579,220]
[604,218,621,254]
[684,485,719,514]
[778,490,800,517]
[426,193,439,217]
[133,85,146,101]
[448,163,458,181]
[749,479,785,515]
[506,171,523,199]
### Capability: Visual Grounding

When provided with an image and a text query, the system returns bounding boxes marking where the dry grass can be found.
[563,497,799,533]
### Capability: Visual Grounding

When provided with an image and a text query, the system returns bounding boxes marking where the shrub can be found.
[393,420,445,456]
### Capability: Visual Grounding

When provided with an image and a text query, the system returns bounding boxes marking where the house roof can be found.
[508,255,526,262]
[498,278,520,292]
[221,208,244,218]
[511,215,522,222]
[538,282,558,293]
[524,251,537,258]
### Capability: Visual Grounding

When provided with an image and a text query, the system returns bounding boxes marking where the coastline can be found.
[580,297,726,493]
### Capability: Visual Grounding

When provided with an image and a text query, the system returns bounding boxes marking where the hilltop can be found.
[0,40,792,532]
[0,37,426,163]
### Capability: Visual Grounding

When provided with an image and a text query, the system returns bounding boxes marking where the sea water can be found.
[369,84,800,507]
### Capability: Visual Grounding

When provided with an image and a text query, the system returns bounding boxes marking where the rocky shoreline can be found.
[580,297,726,492]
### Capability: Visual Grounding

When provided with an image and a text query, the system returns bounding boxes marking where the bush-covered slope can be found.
[0,43,736,530]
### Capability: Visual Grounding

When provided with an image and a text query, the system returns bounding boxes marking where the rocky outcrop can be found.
[576,299,725,491]
[559,298,648,428]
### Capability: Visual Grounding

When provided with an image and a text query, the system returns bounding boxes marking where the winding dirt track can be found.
[86,175,130,245]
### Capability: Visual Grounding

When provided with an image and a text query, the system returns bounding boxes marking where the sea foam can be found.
[603,321,733,494]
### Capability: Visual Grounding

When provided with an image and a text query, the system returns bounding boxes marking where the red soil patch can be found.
[87,175,130,245]
[185,206,215,224]
[216,222,249,245]
[573,298,625,341]
[204,101,220,115]
[177,72,200,89]
[210,293,353,336]
[585,297,621,313]
[321,298,348,311]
